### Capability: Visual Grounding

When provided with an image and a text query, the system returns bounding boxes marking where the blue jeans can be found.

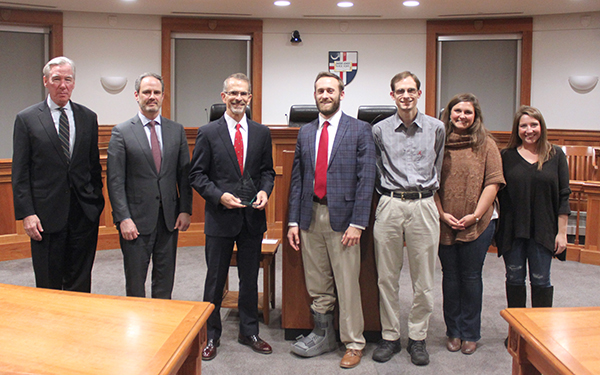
[438,220,495,342]
[503,238,552,288]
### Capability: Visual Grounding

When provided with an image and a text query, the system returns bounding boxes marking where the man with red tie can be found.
[287,72,376,369]
[189,73,275,360]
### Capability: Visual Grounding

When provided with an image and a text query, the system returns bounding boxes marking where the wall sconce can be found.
[100,76,128,94]
[568,76,598,94]
[290,30,302,44]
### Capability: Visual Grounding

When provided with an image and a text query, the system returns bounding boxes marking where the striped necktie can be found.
[58,107,70,161]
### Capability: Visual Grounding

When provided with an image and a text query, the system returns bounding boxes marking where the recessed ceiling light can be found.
[403,1,420,6]
[338,2,354,8]
[274,0,291,6]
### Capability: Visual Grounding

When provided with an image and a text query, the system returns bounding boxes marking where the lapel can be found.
[159,117,174,176]
[70,102,84,162]
[131,116,159,175]
[307,120,318,170]
[216,116,243,178]
[329,112,349,167]
[37,101,69,167]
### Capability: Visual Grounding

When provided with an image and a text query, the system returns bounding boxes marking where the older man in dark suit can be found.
[287,71,376,369]
[107,72,192,299]
[189,73,275,360]
[12,56,105,292]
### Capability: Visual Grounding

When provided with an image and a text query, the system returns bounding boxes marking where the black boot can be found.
[504,283,526,347]
[531,285,554,308]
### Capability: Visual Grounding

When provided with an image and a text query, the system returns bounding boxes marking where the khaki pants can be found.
[300,202,365,350]
[373,195,439,341]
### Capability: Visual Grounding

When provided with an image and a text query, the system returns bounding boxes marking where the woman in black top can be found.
[496,106,570,318]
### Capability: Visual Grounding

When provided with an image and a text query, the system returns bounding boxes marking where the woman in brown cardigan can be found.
[434,93,505,355]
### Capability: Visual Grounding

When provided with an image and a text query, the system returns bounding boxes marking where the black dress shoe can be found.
[238,334,273,354]
[202,338,220,361]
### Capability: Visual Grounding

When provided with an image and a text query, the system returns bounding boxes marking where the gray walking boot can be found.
[291,309,337,357]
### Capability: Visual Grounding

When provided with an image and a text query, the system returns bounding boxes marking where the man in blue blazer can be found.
[107,72,192,299]
[12,56,104,292]
[189,73,275,360]
[287,72,376,369]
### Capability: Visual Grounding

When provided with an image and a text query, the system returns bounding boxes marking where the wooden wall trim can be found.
[0,7,63,58]
[425,18,533,117]
[161,17,263,122]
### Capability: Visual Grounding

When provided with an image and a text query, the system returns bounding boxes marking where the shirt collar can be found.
[47,96,72,112]
[394,109,423,130]
[224,112,248,130]
[138,112,161,126]
[318,109,342,129]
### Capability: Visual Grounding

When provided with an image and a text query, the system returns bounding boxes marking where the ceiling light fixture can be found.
[403,1,420,7]
[274,0,290,6]
[337,2,354,8]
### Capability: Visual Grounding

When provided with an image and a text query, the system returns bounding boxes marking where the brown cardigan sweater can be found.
[438,133,505,245]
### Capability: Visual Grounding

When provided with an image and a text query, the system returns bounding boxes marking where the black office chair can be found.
[288,105,319,127]
[356,105,397,125]
[209,103,252,122]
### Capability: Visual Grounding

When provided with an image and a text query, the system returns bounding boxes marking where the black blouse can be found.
[496,145,571,255]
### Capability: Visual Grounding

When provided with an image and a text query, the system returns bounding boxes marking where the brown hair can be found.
[441,93,490,151]
[506,105,555,170]
[390,71,421,91]
[314,71,344,92]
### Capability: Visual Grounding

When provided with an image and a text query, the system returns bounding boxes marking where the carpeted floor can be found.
[1,246,599,375]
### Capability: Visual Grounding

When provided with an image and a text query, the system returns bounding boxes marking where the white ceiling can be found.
[1,0,599,20]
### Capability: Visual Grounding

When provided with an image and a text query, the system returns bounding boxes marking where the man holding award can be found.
[189,73,275,361]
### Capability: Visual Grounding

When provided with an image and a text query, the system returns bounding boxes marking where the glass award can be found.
[233,176,258,206]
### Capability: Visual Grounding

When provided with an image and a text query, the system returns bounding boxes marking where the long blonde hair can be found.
[506,105,555,170]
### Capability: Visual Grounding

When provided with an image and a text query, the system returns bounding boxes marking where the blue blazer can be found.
[288,112,376,232]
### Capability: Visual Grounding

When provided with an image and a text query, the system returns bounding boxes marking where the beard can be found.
[228,99,247,115]
[316,96,340,117]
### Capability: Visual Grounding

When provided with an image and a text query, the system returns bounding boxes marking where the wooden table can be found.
[0,284,214,375]
[222,239,280,325]
[501,307,600,375]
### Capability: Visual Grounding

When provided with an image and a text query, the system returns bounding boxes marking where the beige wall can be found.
[60,11,600,129]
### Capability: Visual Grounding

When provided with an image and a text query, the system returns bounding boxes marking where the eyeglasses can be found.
[225,91,250,98]
[394,88,418,96]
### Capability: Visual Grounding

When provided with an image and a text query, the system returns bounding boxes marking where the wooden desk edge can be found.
[500,308,596,375]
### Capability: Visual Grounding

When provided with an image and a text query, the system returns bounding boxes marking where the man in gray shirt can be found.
[371,71,445,366]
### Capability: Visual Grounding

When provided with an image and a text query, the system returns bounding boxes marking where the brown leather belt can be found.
[313,195,328,205]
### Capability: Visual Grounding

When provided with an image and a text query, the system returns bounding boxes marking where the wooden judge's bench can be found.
[1,127,600,338]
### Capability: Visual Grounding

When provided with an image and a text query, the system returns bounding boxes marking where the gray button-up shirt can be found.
[372,110,445,192]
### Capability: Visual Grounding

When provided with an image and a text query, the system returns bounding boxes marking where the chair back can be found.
[288,105,319,127]
[357,105,397,125]
[561,145,599,181]
[209,103,252,122]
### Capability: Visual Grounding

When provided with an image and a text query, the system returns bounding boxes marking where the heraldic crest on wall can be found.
[328,51,358,85]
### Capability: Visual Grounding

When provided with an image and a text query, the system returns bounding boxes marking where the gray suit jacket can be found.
[107,115,192,234]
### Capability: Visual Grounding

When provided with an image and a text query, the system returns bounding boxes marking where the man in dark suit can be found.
[12,56,105,292]
[189,73,275,360]
[287,72,376,369]
[107,72,192,299]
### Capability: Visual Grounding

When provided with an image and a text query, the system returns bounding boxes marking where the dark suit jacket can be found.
[12,100,105,233]
[107,115,193,234]
[288,112,376,232]
[189,116,275,237]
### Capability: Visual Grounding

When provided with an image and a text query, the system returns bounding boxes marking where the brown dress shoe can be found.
[340,349,363,369]
[202,339,219,361]
[446,337,461,352]
[238,334,273,354]
[461,340,477,355]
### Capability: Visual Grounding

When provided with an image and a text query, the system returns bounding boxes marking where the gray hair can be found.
[43,56,75,78]
[135,72,164,93]
[222,73,251,93]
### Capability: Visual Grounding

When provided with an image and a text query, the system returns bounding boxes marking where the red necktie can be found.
[149,120,161,172]
[314,121,329,199]
[234,123,244,175]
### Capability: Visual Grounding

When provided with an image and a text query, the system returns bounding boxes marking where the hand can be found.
[23,214,43,241]
[252,190,269,210]
[287,226,300,251]
[342,226,362,247]
[175,212,191,231]
[554,233,567,255]
[220,192,245,209]
[119,218,139,241]
[441,212,464,231]
[456,214,478,230]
